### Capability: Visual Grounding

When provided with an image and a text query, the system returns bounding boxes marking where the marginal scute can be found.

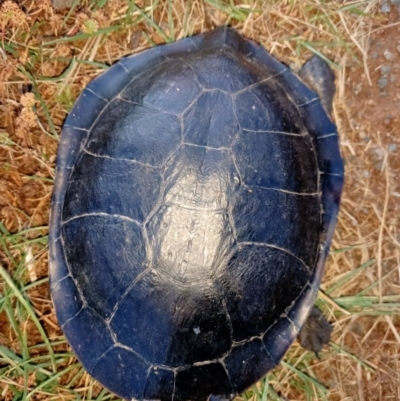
[320,173,344,233]
[250,46,287,77]
[224,339,275,393]
[66,88,107,130]
[119,46,167,78]
[51,276,83,327]
[222,28,259,57]
[88,63,133,101]
[315,134,344,176]
[262,317,298,364]
[158,36,199,58]
[62,307,114,373]
[286,283,317,331]
[276,69,318,106]
[188,26,230,51]
[144,367,175,401]
[48,237,69,282]
[174,363,232,401]
[92,346,149,400]
[299,100,337,139]
[54,125,88,170]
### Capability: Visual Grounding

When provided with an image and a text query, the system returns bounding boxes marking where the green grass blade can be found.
[0,264,57,372]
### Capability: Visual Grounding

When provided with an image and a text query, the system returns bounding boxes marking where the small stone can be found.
[52,0,75,9]
[387,144,397,152]
[378,76,388,89]
[354,83,362,95]
[380,65,391,76]
[381,4,391,12]
[130,31,142,49]
[383,116,392,125]
[383,50,394,61]
[371,145,384,161]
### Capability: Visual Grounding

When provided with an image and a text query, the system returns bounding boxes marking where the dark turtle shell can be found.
[49,27,344,401]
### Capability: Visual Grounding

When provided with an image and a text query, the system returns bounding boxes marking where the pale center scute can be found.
[149,150,236,284]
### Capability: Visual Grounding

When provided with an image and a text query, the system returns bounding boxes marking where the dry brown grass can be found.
[1,0,399,400]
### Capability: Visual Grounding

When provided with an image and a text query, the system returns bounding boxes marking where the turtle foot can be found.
[298,56,336,115]
[298,306,332,357]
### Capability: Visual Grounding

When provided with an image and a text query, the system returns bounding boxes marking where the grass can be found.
[1,0,399,400]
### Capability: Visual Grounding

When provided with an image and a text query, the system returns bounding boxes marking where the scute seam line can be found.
[107,268,152,323]
[85,87,108,102]
[181,141,231,151]
[82,147,161,169]
[320,171,344,177]
[162,201,227,213]
[317,133,337,139]
[238,241,311,271]
[117,97,180,116]
[63,125,89,132]
[243,184,319,196]
[61,212,142,227]
[59,235,89,306]
[219,359,235,396]
[60,305,85,329]
[115,341,151,365]
[242,128,305,137]
[298,97,319,107]
[233,72,285,96]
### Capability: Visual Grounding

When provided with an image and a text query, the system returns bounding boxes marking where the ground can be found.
[0,1,399,400]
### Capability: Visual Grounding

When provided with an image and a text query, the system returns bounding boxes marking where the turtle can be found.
[49,26,344,401]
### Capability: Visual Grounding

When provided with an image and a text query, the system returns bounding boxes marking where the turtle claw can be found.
[298,306,333,356]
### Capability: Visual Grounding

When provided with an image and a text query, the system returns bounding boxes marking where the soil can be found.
[320,5,400,400]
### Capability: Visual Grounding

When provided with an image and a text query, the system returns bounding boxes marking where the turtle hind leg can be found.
[298,306,333,357]
[298,56,336,115]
